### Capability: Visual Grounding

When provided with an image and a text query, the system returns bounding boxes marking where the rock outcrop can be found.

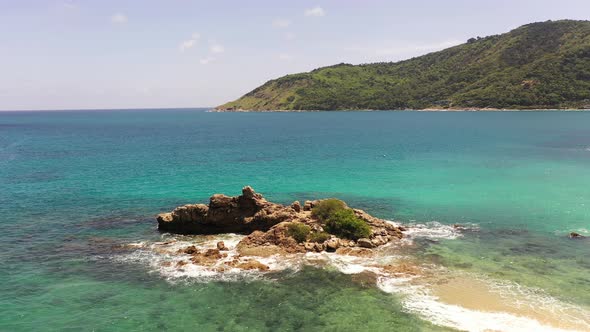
[157,186,405,256]
[157,186,295,234]
[569,232,587,239]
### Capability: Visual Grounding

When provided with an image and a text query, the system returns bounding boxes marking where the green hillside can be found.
[217,20,590,111]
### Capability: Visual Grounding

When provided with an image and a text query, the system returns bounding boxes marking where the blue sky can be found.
[1,0,589,110]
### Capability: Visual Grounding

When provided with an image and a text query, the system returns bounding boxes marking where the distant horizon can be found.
[0,106,213,112]
[2,0,590,110]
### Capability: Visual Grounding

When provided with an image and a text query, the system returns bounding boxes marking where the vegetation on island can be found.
[287,223,311,243]
[217,20,590,111]
[312,199,371,240]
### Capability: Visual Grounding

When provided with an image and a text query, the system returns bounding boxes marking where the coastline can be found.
[211,107,590,113]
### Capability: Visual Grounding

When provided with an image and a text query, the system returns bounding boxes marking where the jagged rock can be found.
[354,209,403,240]
[237,222,305,256]
[313,243,326,252]
[157,187,406,257]
[291,201,302,212]
[180,245,199,255]
[569,232,586,239]
[371,236,388,247]
[157,204,208,234]
[204,248,222,257]
[335,247,374,257]
[235,260,269,271]
[304,242,315,252]
[190,248,227,266]
[357,238,375,248]
[157,186,291,234]
[217,241,228,251]
[325,238,340,251]
[340,239,355,247]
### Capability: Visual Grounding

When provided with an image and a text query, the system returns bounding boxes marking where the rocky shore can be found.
[156,186,405,271]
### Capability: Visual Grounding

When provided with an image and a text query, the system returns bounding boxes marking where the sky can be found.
[0,0,589,110]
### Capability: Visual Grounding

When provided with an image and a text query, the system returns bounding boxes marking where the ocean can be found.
[1,109,589,331]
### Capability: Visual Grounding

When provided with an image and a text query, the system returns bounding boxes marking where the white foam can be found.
[115,232,590,331]
[376,273,590,332]
[114,233,274,283]
[402,293,581,332]
[402,221,477,240]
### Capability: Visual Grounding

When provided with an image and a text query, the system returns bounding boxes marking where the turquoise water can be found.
[1,109,589,331]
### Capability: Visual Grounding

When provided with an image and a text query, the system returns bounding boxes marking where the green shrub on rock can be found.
[325,209,371,240]
[312,199,371,240]
[287,223,311,243]
[312,199,347,222]
[309,231,331,243]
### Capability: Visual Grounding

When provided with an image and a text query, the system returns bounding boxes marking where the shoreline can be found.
[211,108,590,113]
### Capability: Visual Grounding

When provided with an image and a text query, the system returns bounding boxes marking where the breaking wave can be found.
[113,222,590,332]
[394,220,479,241]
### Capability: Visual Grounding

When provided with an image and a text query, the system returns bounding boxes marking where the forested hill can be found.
[217,20,590,111]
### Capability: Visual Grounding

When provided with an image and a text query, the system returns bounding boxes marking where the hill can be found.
[217,20,590,111]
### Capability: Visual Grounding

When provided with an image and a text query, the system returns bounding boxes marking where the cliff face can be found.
[157,186,295,234]
[217,20,590,111]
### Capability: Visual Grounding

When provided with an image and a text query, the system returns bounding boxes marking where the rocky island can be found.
[156,186,405,271]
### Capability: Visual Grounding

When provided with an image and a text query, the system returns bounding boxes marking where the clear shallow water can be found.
[1,109,589,331]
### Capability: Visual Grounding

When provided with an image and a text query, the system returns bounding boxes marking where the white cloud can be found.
[179,39,196,52]
[272,18,291,28]
[304,6,325,17]
[179,32,201,52]
[210,44,224,54]
[278,54,294,61]
[111,13,128,24]
[200,57,215,65]
[284,32,296,40]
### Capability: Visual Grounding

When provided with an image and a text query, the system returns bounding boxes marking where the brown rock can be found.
[217,241,228,251]
[313,242,326,252]
[357,238,375,248]
[325,238,340,251]
[157,187,406,256]
[204,248,223,258]
[180,245,199,255]
[157,186,285,234]
[237,222,305,255]
[340,239,355,247]
[335,247,374,258]
[569,232,586,239]
[304,242,316,252]
[291,201,302,212]
[157,204,208,233]
[236,260,270,271]
[371,236,388,247]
